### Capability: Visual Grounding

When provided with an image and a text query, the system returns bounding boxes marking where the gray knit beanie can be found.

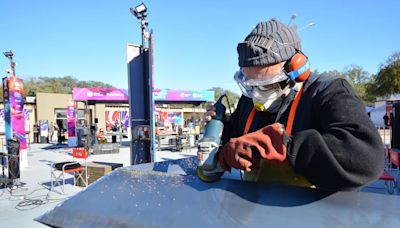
[237,18,301,67]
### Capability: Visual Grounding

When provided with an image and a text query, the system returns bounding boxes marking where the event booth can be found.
[71,88,214,154]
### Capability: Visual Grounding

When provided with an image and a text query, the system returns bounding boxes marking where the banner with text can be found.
[73,88,214,102]
[67,100,77,147]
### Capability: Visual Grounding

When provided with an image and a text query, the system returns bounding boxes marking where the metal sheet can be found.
[36,157,400,227]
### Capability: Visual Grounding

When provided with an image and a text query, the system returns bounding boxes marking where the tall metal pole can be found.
[141,19,147,49]
[128,3,154,164]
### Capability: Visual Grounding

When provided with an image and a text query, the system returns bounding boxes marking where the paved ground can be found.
[0,134,398,227]
[0,141,197,227]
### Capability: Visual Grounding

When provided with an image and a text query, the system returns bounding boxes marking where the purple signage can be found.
[154,89,214,102]
[73,88,214,102]
[67,100,77,147]
[67,100,76,137]
[5,77,27,150]
[73,88,129,101]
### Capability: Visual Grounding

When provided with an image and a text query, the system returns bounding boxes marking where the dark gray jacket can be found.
[222,74,384,190]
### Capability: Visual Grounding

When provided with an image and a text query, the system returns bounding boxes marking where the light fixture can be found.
[129,2,150,48]
[135,3,147,14]
[130,3,147,19]
[298,22,316,32]
[288,13,297,26]
[3,50,15,76]
[307,22,316,27]
[3,50,13,59]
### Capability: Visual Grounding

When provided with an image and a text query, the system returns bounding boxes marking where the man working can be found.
[205,18,384,190]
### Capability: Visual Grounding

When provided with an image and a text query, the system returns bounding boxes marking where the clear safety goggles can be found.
[238,68,288,86]
[234,69,288,97]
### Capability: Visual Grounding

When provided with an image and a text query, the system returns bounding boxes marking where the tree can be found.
[0,76,114,100]
[342,65,371,85]
[316,69,343,79]
[371,51,400,97]
[23,76,114,96]
[315,66,375,105]
[340,65,376,104]
[313,66,377,105]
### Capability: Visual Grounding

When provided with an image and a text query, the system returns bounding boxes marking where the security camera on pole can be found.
[127,2,156,164]
[2,50,28,184]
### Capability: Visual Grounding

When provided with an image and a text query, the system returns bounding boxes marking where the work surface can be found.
[36,157,400,227]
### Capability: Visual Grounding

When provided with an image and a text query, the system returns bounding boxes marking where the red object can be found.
[244,108,256,135]
[389,149,399,167]
[219,123,287,171]
[286,84,303,136]
[379,171,395,181]
[72,148,88,159]
[287,53,311,82]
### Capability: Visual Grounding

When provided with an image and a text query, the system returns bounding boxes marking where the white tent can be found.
[370,101,386,127]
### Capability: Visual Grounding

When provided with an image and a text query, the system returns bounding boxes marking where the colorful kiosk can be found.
[71,87,214,156]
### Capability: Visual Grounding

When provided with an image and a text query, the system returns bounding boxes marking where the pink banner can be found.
[0,109,31,133]
[73,88,128,101]
[67,100,76,137]
[9,77,27,150]
[72,88,214,102]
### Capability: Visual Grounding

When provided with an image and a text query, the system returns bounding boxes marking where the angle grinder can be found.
[197,95,227,182]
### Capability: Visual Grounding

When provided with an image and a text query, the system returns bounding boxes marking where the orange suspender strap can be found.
[243,83,304,136]
[243,107,256,134]
[286,84,304,136]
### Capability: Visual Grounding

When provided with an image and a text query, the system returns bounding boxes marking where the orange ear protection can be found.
[285,52,311,82]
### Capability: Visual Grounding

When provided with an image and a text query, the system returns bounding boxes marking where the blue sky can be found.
[0,0,399,94]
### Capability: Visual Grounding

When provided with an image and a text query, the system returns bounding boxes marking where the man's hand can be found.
[218,138,254,171]
[218,123,289,171]
[201,103,216,128]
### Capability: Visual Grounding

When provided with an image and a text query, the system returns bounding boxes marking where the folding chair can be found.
[50,148,88,193]
[379,146,398,194]
[389,148,400,187]
[380,171,396,194]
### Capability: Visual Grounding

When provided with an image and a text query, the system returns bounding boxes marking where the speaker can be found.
[7,139,20,180]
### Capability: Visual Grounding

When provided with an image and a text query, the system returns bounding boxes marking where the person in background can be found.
[112,120,120,143]
[57,121,65,145]
[53,122,59,143]
[383,113,389,128]
[194,122,201,142]
[90,122,98,147]
[33,122,40,143]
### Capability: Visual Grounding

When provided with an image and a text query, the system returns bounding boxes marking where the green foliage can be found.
[22,76,114,96]
[341,65,375,105]
[371,51,400,97]
[342,65,371,85]
[313,66,375,105]
[208,87,240,112]
[317,69,343,79]
[0,76,113,100]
